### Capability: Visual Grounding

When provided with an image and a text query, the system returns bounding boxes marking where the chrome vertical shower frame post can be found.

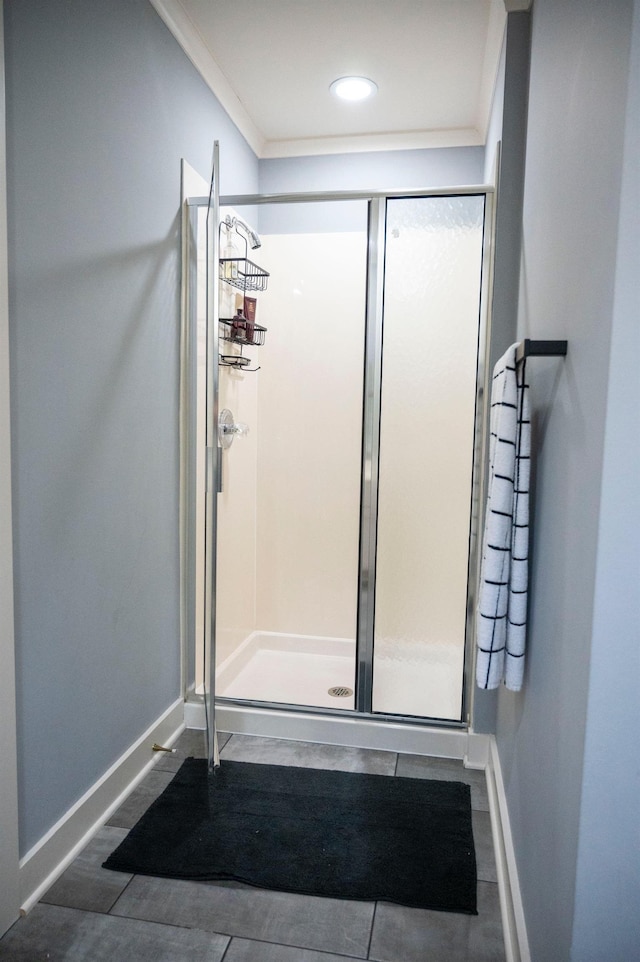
[179,196,199,701]
[203,141,221,769]
[462,190,496,726]
[355,197,386,714]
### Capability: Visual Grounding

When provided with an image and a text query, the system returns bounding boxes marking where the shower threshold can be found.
[187,633,476,760]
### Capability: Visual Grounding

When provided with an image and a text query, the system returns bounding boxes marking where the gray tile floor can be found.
[0,731,506,962]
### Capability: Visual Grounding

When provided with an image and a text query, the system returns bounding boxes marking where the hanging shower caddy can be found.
[219,216,269,370]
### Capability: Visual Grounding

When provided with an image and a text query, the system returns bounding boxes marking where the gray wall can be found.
[473,12,530,736]
[487,10,530,384]
[4,0,257,855]
[569,1,640,956]
[494,1,639,959]
[257,146,485,236]
[483,26,505,188]
[259,146,485,195]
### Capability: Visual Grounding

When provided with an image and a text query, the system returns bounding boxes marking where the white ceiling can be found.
[151,0,508,159]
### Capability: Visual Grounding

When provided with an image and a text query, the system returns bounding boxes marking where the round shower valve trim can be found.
[218,409,249,449]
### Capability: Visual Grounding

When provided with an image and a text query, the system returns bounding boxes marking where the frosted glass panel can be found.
[372,195,484,719]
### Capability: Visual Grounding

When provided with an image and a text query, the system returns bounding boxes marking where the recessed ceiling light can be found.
[329,76,378,102]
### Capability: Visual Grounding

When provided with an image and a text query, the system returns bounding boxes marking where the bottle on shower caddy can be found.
[231,304,246,340]
[219,223,239,319]
[222,222,239,281]
[243,296,256,344]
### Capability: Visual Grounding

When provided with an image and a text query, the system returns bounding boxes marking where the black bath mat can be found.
[103,759,477,914]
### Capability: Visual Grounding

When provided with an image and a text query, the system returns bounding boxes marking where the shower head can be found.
[225,214,262,250]
[240,218,262,251]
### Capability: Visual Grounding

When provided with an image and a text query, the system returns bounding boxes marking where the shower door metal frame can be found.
[354,196,386,715]
[181,144,222,769]
[202,144,221,768]
[184,185,494,731]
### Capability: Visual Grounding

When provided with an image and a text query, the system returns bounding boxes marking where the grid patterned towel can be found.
[476,343,530,691]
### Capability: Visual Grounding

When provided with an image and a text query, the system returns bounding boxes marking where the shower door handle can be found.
[205,446,219,494]
[216,446,223,494]
[206,446,225,493]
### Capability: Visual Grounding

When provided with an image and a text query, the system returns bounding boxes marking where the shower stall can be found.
[181,152,492,763]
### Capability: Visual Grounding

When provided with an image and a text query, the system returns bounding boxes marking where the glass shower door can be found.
[372,195,486,721]
[214,200,369,711]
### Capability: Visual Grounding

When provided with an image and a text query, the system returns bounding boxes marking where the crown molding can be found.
[149,0,266,157]
[260,127,483,160]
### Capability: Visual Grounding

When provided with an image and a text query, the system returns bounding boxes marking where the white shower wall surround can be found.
[214,229,366,678]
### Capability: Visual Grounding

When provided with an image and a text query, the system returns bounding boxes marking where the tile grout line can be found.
[219,931,371,961]
[366,901,379,960]
[106,872,136,916]
[38,899,212,935]
[219,932,233,961]
[110,885,369,956]
[108,891,225,936]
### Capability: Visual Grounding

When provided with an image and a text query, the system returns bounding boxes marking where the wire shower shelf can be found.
[219,318,266,348]
[219,258,269,292]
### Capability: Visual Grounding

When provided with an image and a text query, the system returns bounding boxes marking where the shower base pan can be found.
[215,631,463,720]
[216,632,355,710]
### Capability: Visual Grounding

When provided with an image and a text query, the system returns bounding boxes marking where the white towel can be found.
[476,343,530,691]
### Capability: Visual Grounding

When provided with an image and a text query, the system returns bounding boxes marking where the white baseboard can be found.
[464,728,491,770]
[486,735,530,962]
[184,694,207,731]
[19,698,185,915]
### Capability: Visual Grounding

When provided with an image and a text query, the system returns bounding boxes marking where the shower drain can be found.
[328,686,353,698]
